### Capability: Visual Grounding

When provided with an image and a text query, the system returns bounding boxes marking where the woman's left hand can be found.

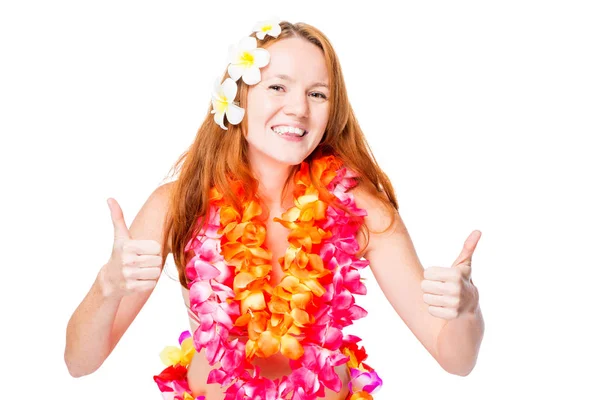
[421,230,482,320]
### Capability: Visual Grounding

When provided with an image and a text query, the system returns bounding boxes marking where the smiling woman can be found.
[245,37,331,168]
[65,17,484,400]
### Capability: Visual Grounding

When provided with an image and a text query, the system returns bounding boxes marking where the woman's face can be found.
[244,38,330,166]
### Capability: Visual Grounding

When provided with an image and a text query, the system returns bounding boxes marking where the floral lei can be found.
[153,155,383,400]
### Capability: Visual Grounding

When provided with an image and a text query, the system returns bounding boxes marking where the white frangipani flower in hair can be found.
[226,36,270,85]
[210,78,244,130]
[252,18,282,40]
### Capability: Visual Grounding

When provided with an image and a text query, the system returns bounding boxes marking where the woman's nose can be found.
[284,92,309,118]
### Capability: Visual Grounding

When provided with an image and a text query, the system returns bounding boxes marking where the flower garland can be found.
[154,155,382,400]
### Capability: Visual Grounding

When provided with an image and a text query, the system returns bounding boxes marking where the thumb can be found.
[451,230,481,269]
[107,198,131,240]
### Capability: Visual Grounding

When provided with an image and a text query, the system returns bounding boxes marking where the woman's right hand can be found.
[99,198,163,299]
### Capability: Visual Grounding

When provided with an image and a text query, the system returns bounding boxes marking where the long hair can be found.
[159,21,399,287]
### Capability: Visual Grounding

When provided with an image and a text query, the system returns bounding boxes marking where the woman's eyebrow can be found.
[271,74,329,89]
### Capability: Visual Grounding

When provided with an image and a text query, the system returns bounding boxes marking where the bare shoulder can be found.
[128,181,175,255]
[348,183,407,255]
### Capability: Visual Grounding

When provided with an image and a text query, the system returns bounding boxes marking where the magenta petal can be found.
[198,239,221,261]
[330,351,349,366]
[192,259,221,280]
[214,305,234,329]
[332,289,353,310]
[353,259,370,269]
[190,280,213,303]
[348,304,368,320]
[199,315,215,330]
[323,326,343,349]
[195,300,218,314]
[342,268,367,295]
[207,368,227,384]
[194,324,216,348]
[220,343,244,370]
[211,281,235,298]
[350,370,383,393]
[205,337,225,364]
[178,330,191,345]
[320,243,335,262]
[350,368,361,380]
[337,237,358,254]
[320,365,341,392]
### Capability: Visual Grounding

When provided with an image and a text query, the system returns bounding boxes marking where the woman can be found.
[65,20,484,400]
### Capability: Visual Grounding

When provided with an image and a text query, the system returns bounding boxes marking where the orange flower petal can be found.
[241,290,266,313]
[349,391,373,400]
[279,275,300,291]
[286,324,304,337]
[303,278,326,297]
[209,187,223,201]
[307,253,324,271]
[248,311,268,332]
[273,286,292,301]
[245,339,258,359]
[233,271,257,290]
[290,308,311,327]
[270,313,284,327]
[295,250,310,269]
[234,312,251,327]
[258,331,280,357]
[234,289,251,301]
[290,292,312,309]
[280,333,304,360]
[229,221,250,241]
[242,199,263,222]
[248,246,271,260]
[250,264,271,278]
[268,297,290,314]
[280,207,301,222]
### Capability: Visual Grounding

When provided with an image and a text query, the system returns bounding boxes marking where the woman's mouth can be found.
[270,126,308,141]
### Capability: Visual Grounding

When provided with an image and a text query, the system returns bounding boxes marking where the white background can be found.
[1,0,599,398]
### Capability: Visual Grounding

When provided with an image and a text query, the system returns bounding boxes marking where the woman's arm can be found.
[64,183,173,377]
[352,186,484,375]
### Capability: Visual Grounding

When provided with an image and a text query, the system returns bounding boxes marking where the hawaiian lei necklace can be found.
[154,155,383,400]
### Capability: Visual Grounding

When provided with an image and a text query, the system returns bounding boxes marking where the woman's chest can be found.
[263,218,291,287]
[261,207,367,287]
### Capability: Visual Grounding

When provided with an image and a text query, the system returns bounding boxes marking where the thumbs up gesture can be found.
[421,230,481,320]
[98,198,163,299]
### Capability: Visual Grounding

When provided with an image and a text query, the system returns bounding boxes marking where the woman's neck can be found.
[249,156,296,210]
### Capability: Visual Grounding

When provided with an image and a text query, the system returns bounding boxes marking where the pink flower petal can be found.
[178,330,191,345]
[189,280,212,303]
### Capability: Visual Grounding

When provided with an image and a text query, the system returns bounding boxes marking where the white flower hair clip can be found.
[210,18,282,131]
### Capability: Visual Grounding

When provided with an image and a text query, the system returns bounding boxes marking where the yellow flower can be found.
[227,36,270,85]
[252,18,282,40]
[159,337,196,367]
[210,78,244,130]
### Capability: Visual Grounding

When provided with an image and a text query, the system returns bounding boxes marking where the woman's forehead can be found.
[262,39,329,84]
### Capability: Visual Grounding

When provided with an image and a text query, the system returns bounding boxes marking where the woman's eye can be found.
[269,85,327,100]
[311,92,327,99]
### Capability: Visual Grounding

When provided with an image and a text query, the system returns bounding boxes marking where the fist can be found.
[421,230,481,320]
[99,198,163,298]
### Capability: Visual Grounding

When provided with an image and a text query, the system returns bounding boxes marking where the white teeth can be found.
[272,126,306,136]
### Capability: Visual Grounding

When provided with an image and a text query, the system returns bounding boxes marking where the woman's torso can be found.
[182,205,367,400]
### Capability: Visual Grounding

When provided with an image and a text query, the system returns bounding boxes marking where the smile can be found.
[270,127,307,142]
